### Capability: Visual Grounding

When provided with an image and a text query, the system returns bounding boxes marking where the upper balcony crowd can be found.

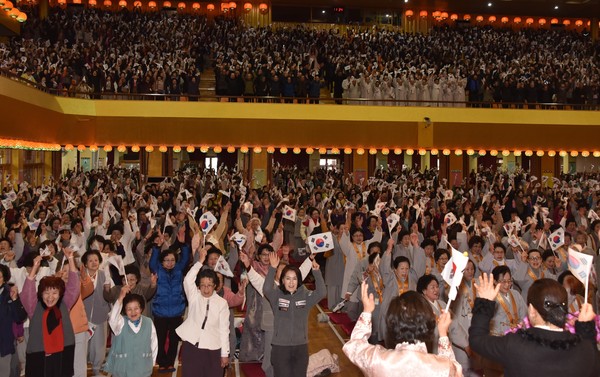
[1,7,599,108]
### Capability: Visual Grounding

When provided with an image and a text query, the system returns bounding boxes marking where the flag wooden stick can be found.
[584,273,590,304]
[445,297,452,312]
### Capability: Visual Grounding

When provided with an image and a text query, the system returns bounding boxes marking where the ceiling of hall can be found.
[271,0,600,18]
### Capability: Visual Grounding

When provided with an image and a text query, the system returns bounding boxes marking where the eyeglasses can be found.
[498,279,513,284]
[200,284,215,289]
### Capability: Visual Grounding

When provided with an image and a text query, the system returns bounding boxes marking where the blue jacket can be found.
[0,284,27,357]
[149,243,190,318]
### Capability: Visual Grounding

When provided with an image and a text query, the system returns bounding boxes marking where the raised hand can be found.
[239,252,251,269]
[9,285,18,301]
[360,280,375,314]
[238,278,248,294]
[198,246,208,265]
[474,273,500,301]
[63,247,74,260]
[268,252,280,269]
[437,310,452,338]
[579,303,596,322]
[29,255,43,278]
[118,285,131,302]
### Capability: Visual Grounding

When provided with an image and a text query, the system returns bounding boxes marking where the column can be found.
[420,151,431,171]
[561,154,569,174]
[540,155,556,183]
[343,152,353,175]
[309,152,320,172]
[448,153,464,188]
[51,151,61,180]
[352,150,368,184]
[376,152,388,171]
[530,155,542,179]
[439,154,449,183]
[367,153,376,177]
[403,153,412,169]
[147,150,163,177]
[163,148,173,176]
[250,149,268,188]
[39,0,49,20]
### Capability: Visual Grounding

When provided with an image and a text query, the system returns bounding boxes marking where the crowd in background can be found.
[1,7,599,107]
[1,160,600,376]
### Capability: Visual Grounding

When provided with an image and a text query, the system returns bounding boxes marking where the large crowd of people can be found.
[1,7,599,107]
[0,160,600,376]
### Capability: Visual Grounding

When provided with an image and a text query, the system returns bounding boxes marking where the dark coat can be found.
[469,298,600,377]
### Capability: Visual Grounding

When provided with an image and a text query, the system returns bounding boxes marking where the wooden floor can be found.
[91,304,363,377]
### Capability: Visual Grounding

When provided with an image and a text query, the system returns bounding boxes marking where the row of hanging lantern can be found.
[0,0,28,22]
[62,145,600,158]
[405,10,591,28]
[55,0,268,12]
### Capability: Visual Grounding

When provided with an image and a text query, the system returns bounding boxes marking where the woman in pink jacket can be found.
[343,281,462,377]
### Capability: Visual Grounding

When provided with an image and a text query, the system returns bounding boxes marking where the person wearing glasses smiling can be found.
[513,249,556,303]
[177,246,230,377]
[149,228,190,373]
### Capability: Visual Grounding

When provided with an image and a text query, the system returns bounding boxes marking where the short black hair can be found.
[468,236,484,249]
[195,268,218,287]
[124,265,141,282]
[121,293,146,314]
[393,256,410,270]
[420,239,436,249]
[257,244,274,256]
[416,274,438,295]
[158,249,179,263]
[492,265,511,282]
[542,249,555,261]
[82,250,103,266]
[367,241,382,255]
[206,246,223,258]
[492,242,506,253]
[434,248,450,262]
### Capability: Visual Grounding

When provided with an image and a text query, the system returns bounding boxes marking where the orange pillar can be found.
[353,150,368,184]
[448,153,464,188]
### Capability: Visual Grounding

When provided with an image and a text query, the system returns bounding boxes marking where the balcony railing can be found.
[2,68,598,110]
